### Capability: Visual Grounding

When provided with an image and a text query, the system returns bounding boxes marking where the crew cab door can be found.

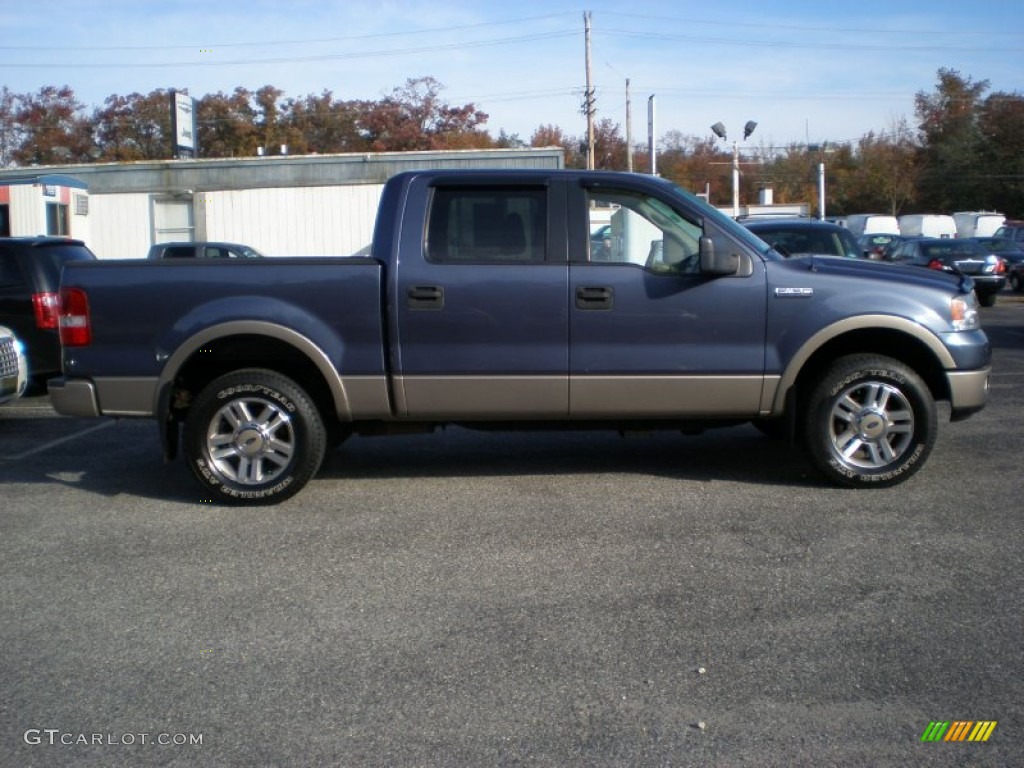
[568,181,767,417]
[392,177,570,418]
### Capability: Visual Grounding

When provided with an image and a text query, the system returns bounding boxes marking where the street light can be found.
[711,120,758,217]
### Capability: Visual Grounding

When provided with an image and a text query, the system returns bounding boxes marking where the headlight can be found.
[951,294,980,331]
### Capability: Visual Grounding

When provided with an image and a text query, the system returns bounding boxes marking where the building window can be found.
[46,203,69,236]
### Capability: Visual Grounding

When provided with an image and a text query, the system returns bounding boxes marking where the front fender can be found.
[769,314,956,414]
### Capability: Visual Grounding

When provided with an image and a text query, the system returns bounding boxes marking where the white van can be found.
[844,214,900,237]
[953,211,1005,239]
[898,214,957,239]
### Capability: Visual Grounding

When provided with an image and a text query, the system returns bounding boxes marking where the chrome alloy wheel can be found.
[206,397,295,485]
[828,380,915,471]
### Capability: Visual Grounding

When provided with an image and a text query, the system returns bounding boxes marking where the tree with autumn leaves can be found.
[1,70,1021,216]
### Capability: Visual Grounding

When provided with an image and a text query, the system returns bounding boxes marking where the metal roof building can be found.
[0,148,564,258]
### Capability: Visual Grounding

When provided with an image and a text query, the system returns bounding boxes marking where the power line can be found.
[0,12,579,51]
[599,28,1013,54]
[0,31,578,69]
[597,10,1019,38]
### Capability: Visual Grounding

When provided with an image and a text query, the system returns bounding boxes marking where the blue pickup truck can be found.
[48,170,991,504]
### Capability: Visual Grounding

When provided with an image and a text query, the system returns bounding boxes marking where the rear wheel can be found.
[183,369,327,504]
[801,355,936,487]
[1010,272,1022,292]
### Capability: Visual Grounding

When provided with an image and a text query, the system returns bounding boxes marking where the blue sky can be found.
[1,0,1021,150]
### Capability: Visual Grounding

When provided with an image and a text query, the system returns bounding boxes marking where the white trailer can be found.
[898,214,957,239]
[843,213,900,237]
[953,211,1005,239]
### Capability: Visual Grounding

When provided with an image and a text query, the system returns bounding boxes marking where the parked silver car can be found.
[0,324,29,405]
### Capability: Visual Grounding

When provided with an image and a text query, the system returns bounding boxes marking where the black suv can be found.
[741,217,864,259]
[0,237,97,383]
[993,221,1024,243]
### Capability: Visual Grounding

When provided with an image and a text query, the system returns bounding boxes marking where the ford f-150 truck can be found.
[48,170,991,504]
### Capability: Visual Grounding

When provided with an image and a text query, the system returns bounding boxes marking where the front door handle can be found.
[575,285,614,310]
[407,285,445,310]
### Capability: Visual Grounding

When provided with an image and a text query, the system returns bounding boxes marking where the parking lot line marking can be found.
[2,420,115,461]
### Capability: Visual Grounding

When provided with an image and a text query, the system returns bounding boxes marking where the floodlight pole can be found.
[732,142,741,218]
[713,120,756,217]
[818,161,826,220]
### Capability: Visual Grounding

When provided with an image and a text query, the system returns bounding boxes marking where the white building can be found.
[0,148,564,259]
[0,174,90,242]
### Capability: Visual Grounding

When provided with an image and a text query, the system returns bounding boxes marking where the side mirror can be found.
[699,236,739,276]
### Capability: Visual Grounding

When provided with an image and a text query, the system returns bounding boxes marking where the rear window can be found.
[26,243,97,287]
[921,242,977,259]
[426,187,547,263]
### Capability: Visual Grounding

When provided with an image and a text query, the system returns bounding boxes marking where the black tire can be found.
[801,355,936,487]
[183,369,327,504]
[1009,272,1022,293]
[977,291,997,308]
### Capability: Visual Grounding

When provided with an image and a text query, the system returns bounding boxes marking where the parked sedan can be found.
[742,218,864,259]
[887,237,1006,306]
[0,324,29,405]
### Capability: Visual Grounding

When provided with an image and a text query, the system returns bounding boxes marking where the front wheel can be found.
[183,369,327,504]
[801,355,937,487]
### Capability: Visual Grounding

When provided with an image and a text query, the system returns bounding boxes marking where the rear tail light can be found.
[31,292,60,329]
[995,258,1006,274]
[927,259,945,271]
[59,288,92,347]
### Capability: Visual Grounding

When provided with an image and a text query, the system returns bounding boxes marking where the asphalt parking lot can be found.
[2,299,1023,767]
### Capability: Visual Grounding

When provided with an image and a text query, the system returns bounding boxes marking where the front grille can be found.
[0,336,19,379]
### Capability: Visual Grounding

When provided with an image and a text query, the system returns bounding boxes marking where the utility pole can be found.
[648,95,656,176]
[583,11,595,170]
[625,78,633,172]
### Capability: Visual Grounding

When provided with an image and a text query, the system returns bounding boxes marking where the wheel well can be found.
[792,329,950,408]
[168,334,337,422]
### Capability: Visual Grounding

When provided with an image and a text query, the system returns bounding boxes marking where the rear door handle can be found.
[407,285,444,310]
[575,285,613,310]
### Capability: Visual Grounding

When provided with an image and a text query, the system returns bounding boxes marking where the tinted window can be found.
[426,187,546,263]
[27,243,96,287]
[920,242,978,259]
[0,250,26,287]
